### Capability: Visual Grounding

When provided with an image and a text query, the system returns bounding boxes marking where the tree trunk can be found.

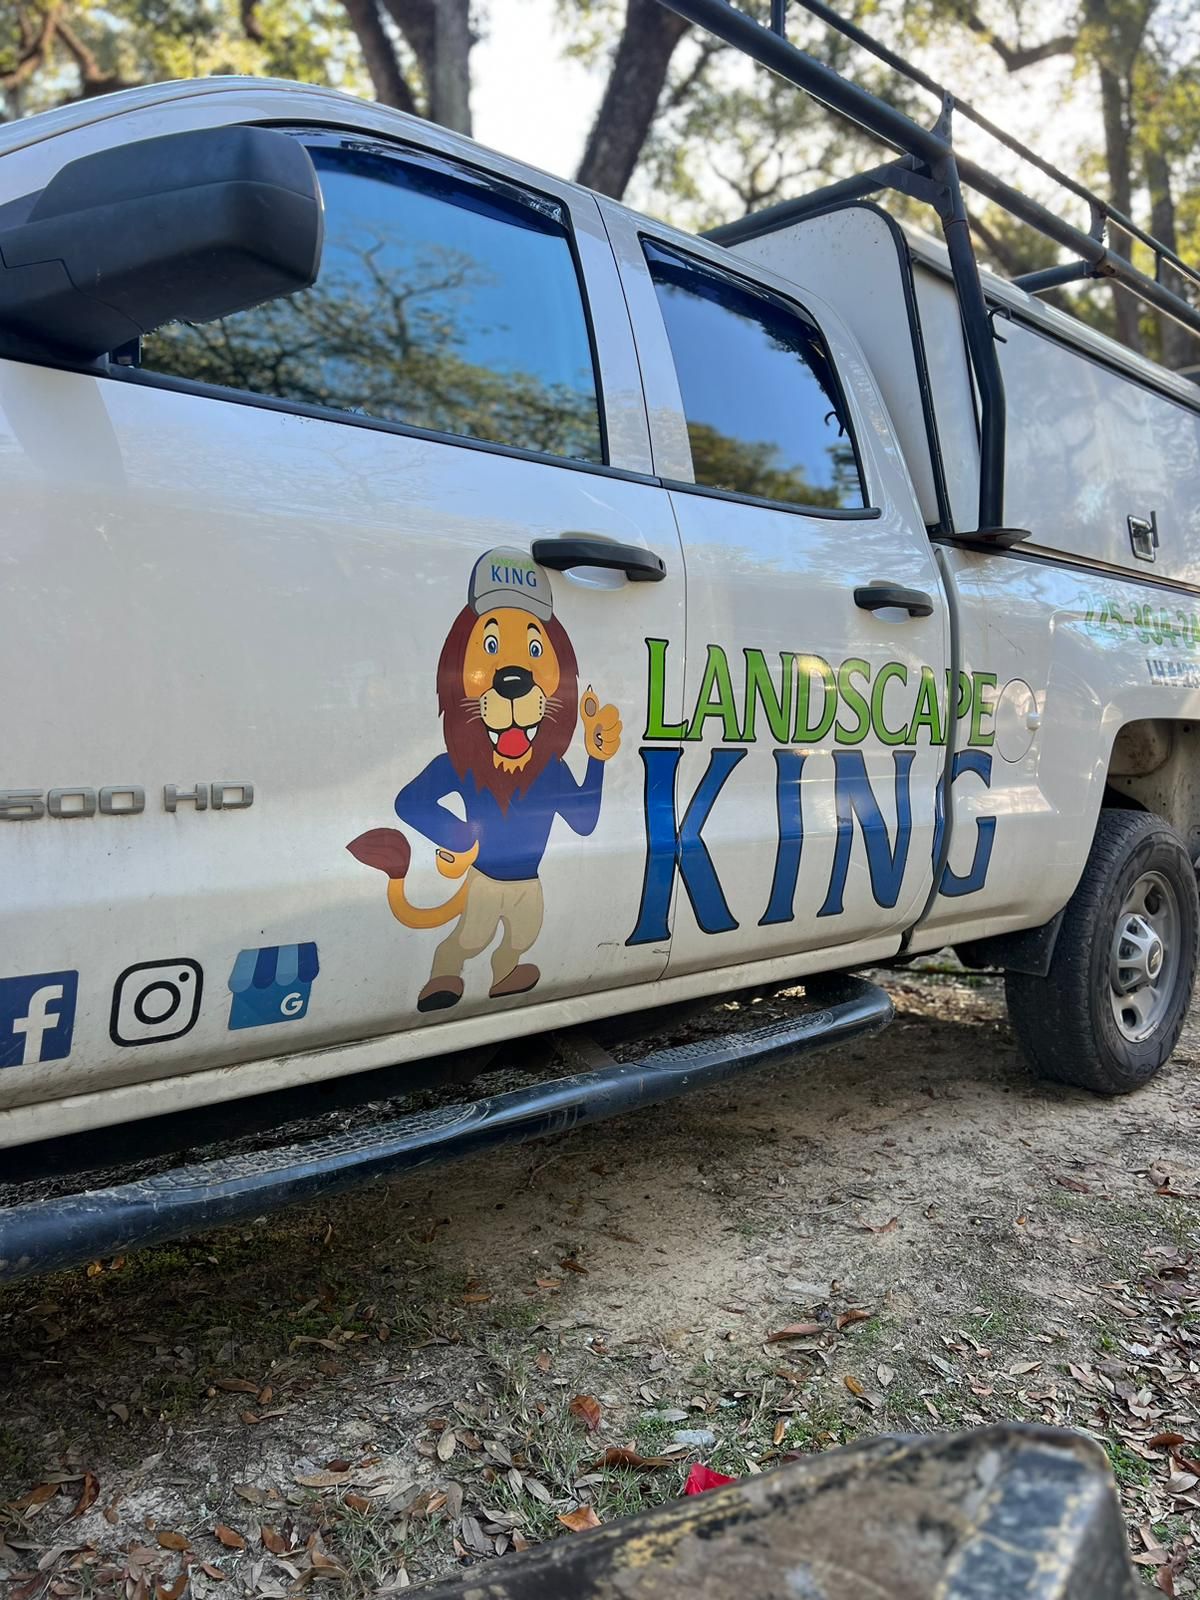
[341,0,418,113]
[575,0,689,199]
[430,0,472,135]
[1144,146,1200,371]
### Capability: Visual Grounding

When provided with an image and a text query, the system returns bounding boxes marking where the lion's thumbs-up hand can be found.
[580,685,622,762]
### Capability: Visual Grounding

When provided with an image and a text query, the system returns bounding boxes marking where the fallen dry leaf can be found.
[214,1378,259,1395]
[69,1472,99,1519]
[1054,1175,1091,1194]
[344,1492,372,1514]
[836,1309,873,1331]
[559,1258,589,1275]
[155,1574,188,1600]
[294,1469,352,1488]
[594,1446,674,1470]
[569,1395,602,1433]
[213,1524,246,1551]
[15,1482,59,1511]
[437,1428,458,1462]
[155,1531,190,1552]
[765,1323,824,1342]
[558,1506,601,1532]
[1148,1432,1188,1450]
[260,1526,288,1554]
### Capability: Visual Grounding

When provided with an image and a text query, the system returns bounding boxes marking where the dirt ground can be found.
[1,964,1199,1597]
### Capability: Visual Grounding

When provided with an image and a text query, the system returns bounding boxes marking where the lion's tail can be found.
[347,828,470,929]
[386,874,470,930]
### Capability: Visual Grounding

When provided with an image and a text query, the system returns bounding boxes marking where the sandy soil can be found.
[1,965,1198,1596]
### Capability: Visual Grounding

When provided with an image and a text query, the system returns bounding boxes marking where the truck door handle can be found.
[531,537,667,583]
[853,583,935,618]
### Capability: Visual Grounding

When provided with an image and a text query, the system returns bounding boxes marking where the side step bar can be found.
[0,977,891,1281]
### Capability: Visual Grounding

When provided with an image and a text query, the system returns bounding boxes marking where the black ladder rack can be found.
[653,0,1200,543]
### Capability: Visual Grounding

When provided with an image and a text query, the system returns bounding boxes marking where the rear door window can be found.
[141,140,605,464]
[643,238,864,509]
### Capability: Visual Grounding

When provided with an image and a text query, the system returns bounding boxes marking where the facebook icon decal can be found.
[0,971,79,1068]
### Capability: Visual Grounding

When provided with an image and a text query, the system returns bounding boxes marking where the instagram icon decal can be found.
[110,959,204,1047]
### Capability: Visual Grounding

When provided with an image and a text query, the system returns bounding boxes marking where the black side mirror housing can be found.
[0,125,324,362]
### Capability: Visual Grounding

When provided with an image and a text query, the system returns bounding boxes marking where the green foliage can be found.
[686,421,849,508]
[0,0,368,119]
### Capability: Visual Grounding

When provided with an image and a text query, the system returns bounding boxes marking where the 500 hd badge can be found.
[0,782,254,819]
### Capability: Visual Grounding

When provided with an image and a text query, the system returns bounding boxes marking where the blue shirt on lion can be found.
[394,752,606,881]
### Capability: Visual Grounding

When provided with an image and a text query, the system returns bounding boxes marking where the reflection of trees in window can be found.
[144,235,603,463]
[685,422,845,508]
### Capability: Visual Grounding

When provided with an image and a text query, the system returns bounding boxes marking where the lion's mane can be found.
[436,605,579,812]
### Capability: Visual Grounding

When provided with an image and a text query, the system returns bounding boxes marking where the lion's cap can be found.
[468,546,553,622]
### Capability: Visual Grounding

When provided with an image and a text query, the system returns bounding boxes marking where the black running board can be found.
[0,977,891,1281]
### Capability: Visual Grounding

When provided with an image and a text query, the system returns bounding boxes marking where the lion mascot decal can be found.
[348,546,622,1012]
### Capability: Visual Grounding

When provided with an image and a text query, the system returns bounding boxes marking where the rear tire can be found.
[1006,809,1198,1094]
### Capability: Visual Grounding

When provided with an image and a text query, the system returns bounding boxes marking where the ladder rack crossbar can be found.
[778,0,1200,296]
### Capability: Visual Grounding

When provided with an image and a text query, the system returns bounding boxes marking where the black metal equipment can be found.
[655,0,1200,544]
[425,1425,1139,1599]
[0,977,890,1281]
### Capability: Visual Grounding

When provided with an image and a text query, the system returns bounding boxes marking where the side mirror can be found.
[0,125,324,362]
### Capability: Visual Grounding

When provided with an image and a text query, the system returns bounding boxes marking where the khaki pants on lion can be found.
[428,870,544,999]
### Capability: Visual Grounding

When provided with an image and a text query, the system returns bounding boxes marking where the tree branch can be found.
[950,5,1075,71]
[240,0,265,44]
[55,14,132,96]
[1,3,63,93]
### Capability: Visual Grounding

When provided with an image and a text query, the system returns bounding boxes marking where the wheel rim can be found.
[1109,870,1181,1042]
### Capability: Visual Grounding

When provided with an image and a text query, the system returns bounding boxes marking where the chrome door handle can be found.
[1128,512,1159,563]
[853,582,935,617]
[531,537,667,582]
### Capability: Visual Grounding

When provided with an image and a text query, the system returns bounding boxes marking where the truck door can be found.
[603,213,950,979]
[0,124,684,1119]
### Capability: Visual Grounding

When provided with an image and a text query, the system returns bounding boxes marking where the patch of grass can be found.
[591,1465,674,1524]
[964,1284,1031,1343]
[1106,1440,1152,1489]
[326,1502,421,1596]
[632,1412,683,1456]
[489,1299,543,1333]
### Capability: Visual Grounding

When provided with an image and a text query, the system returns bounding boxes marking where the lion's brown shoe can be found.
[418,977,463,1012]
[489,963,540,999]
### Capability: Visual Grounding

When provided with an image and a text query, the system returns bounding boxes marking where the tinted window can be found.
[141,142,604,463]
[644,240,864,508]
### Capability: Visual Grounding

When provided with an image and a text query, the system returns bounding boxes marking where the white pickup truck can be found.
[3,1,1200,1275]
